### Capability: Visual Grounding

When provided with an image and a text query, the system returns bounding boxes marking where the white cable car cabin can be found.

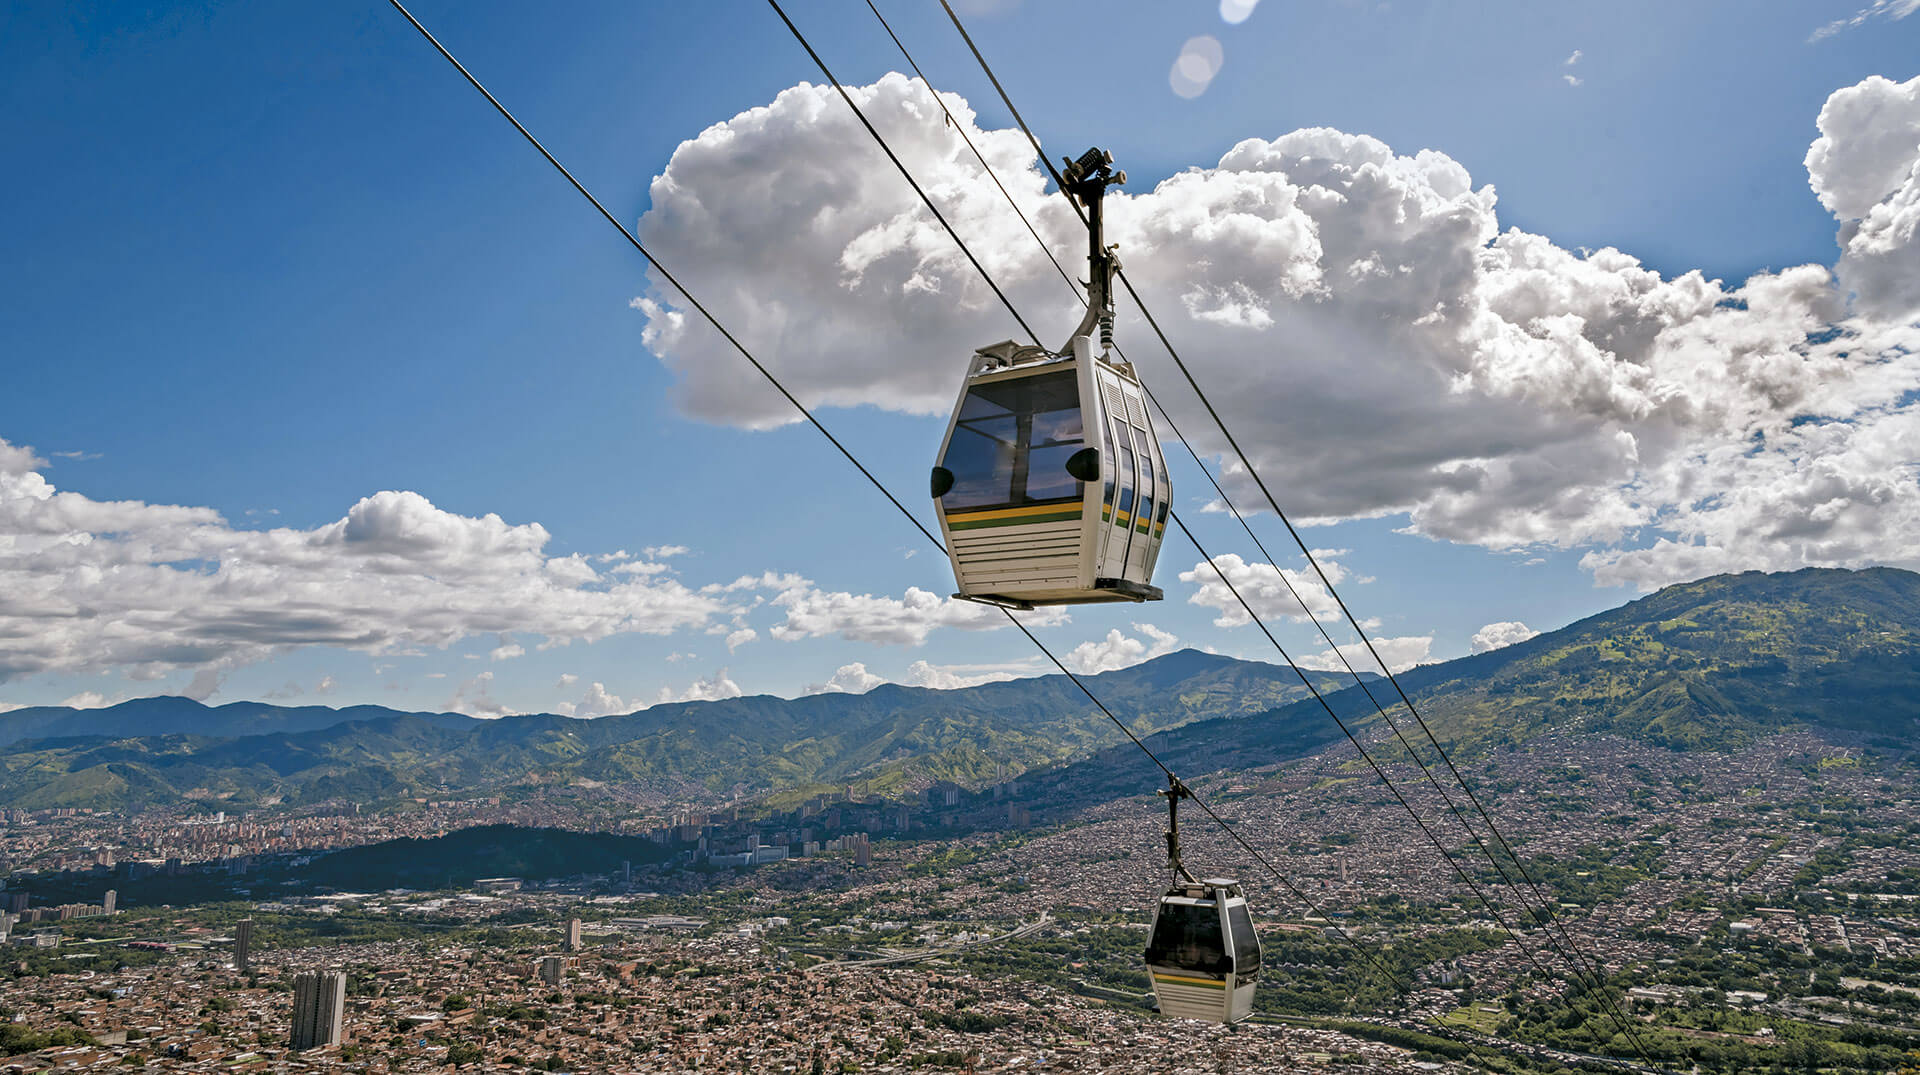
[928,147,1168,609]
[1144,877,1261,1024]
[931,336,1169,608]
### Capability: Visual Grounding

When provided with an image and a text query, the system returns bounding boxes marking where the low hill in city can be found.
[3,567,1916,814]
[297,825,686,890]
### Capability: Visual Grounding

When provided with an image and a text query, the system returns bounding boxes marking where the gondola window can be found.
[940,371,1085,511]
[1146,902,1232,975]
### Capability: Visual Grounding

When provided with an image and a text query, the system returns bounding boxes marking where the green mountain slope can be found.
[1396,566,1920,752]
[1033,568,1920,810]
[0,650,1348,811]
[5,567,1916,813]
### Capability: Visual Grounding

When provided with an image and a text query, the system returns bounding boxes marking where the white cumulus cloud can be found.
[0,445,736,684]
[1294,635,1433,674]
[1806,74,1920,322]
[556,681,631,719]
[444,670,517,719]
[805,662,888,695]
[903,658,1042,690]
[630,75,1920,594]
[1470,620,1540,654]
[763,577,1063,646]
[1180,553,1348,628]
[652,668,744,706]
[1064,623,1181,674]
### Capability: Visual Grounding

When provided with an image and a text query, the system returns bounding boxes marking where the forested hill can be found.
[1393,566,1920,752]
[0,648,1345,812]
[3,567,1916,813]
[1075,567,1920,798]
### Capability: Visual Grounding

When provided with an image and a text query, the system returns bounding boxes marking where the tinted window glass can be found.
[1132,427,1153,531]
[1145,901,1230,975]
[1101,423,1117,507]
[1026,403,1086,501]
[939,371,1084,511]
[1227,902,1260,972]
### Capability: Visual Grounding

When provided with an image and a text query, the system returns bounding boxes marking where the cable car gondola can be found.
[931,148,1169,609]
[1143,779,1261,1023]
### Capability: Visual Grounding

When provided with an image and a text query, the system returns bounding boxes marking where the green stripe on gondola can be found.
[948,509,1082,531]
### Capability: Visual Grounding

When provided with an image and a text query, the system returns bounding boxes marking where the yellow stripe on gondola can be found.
[945,503,1083,531]
[1151,972,1228,989]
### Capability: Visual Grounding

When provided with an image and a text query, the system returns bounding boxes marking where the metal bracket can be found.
[952,592,1037,611]
[1159,774,1197,884]
[1059,147,1127,354]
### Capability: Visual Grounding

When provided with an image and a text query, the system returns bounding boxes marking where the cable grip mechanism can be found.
[1159,774,1196,884]
[1060,147,1126,355]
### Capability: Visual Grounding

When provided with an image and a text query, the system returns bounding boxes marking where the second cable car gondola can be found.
[930,148,1169,609]
[1143,779,1262,1023]
[1145,877,1261,1023]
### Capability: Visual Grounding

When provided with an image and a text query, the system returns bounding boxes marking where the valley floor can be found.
[6,727,1920,1072]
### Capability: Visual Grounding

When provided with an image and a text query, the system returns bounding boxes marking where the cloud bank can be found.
[0,442,1054,688]
[0,446,728,684]
[634,74,1920,593]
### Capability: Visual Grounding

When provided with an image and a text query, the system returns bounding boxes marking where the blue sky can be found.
[2,0,1917,716]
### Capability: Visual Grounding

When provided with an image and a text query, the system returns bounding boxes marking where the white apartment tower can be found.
[291,969,347,1051]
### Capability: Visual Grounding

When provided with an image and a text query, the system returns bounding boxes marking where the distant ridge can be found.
[5,567,1917,812]
[0,697,461,751]
[0,649,1342,811]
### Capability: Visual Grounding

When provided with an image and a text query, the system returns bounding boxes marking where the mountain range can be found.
[3,567,1917,813]
[0,644,1350,811]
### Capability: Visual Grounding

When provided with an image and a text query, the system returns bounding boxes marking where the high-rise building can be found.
[565,918,582,952]
[538,955,565,986]
[234,918,253,973]
[101,890,116,915]
[291,970,347,1051]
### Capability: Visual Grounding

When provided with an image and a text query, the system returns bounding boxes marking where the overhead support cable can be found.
[383,0,942,558]
[858,14,1621,1011]
[925,3,1664,1063]
[775,0,1598,1023]
[393,3,1655,1061]
[916,0,1602,975]
[862,0,1077,296]
[764,0,1043,349]
[388,0,1421,1011]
